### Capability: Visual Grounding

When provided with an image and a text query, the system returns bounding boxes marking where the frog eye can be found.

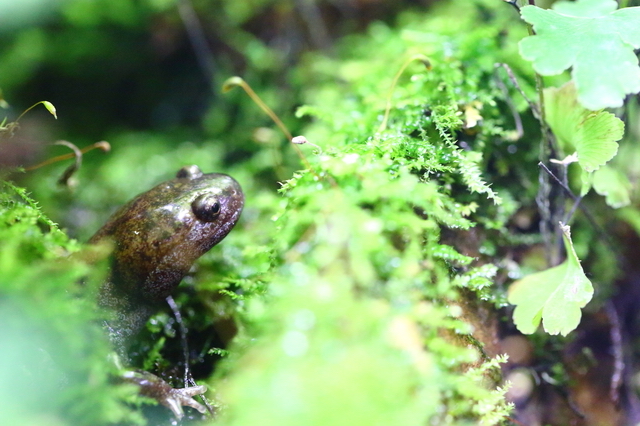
[192,194,221,222]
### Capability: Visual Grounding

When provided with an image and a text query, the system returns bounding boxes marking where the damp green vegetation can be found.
[2,0,640,424]
[0,182,143,425]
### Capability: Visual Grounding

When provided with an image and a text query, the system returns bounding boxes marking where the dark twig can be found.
[494,65,557,263]
[295,0,331,51]
[563,193,582,225]
[166,295,215,416]
[556,162,571,249]
[606,301,624,407]
[177,0,216,86]
[536,167,554,264]
[495,63,540,118]
[165,296,190,386]
[538,162,619,256]
[494,64,524,140]
[513,0,559,266]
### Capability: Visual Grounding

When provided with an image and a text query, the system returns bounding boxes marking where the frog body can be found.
[89,165,243,418]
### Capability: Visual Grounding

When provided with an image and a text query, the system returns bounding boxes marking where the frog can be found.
[88,164,244,419]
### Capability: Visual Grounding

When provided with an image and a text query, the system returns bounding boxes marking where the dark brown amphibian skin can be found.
[89,165,243,419]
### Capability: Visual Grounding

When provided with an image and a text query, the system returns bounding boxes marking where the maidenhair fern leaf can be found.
[592,164,631,208]
[508,224,593,336]
[519,0,640,110]
[544,80,623,173]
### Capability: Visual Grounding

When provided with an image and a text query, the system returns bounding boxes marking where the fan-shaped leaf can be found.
[508,224,593,336]
[544,81,623,172]
[519,0,640,110]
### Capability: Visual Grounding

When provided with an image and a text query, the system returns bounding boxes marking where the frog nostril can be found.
[192,194,221,222]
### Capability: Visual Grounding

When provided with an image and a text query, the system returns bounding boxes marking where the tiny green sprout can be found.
[291,135,322,155]
[209,348,229,357]
[16,100,58,122]
[1,100,59,137]
[377,54,432,134]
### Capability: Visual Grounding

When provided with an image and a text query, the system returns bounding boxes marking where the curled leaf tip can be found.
[222,76,246,93]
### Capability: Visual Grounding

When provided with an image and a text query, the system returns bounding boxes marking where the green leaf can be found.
[580,168,593,198]
[519,0,640,110]
[553,0,618,17]
[592,164,631,208]
[508,224,593,336]
[544,81,623,172]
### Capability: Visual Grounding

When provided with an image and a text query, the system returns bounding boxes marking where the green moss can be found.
[213,1,524,424]
[1,0,535,424]
[0,181,144,425]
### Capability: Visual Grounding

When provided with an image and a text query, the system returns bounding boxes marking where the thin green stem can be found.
[14,101,56,123]
[377,54,431,133]
[223,76,312,171]
[25,141,110,171]
[223,77,292,140]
